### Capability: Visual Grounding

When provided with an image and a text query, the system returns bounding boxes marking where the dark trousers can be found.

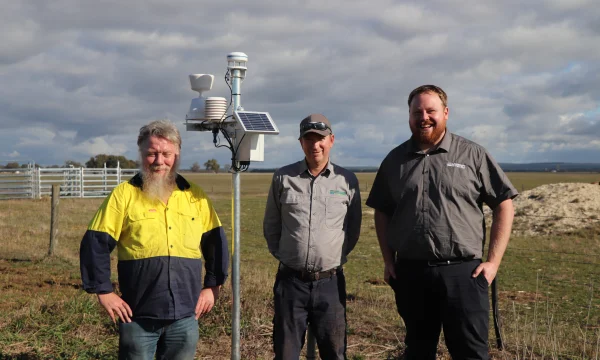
[272,269,347,360]
[389,260,490,360]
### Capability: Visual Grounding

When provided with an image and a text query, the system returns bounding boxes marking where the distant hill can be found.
[250,163,600,173]
[499,162,600,172]
[345,163,600,172]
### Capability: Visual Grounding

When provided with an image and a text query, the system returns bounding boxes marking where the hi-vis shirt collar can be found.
[129,173,191,191]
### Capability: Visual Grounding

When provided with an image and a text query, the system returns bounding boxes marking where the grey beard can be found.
[140,168,177,202]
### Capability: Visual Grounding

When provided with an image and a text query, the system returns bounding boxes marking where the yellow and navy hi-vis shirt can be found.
[79,173,229,320]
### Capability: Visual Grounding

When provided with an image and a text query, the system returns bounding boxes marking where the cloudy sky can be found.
[1,0,599,169]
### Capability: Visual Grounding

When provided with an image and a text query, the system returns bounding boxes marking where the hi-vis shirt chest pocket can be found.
[325,196,348,229]
[125,210,161,250]
[177,209,203,251]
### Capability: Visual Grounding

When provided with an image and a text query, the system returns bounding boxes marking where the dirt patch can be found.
[485,183,600,236]
[365,278,387,286]
[364,183,600,236]
[499,290,546,305]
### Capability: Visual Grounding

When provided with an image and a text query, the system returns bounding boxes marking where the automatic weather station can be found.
[184,52,279,360]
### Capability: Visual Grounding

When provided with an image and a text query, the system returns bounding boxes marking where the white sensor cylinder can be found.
[227,52,248,70]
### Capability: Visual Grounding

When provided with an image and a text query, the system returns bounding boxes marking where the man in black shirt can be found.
[366,85,518,359]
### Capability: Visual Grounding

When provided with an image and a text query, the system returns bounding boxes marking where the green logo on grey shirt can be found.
[329,190,347,196]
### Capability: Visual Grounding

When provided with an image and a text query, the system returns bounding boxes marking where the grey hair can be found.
[137,120,182,150]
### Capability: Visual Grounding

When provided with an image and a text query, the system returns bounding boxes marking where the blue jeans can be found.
[272,269,347,360]
[118,316,199,360]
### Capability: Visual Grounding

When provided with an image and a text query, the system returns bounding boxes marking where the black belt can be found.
[397,258,474,267]
[279,265,340,282]
[427,259,466,267]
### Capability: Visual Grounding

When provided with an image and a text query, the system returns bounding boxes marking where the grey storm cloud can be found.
[546,64,600,100]
[564,113,600,137]
[1,0,600,167]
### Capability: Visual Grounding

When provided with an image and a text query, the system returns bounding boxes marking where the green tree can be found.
[203,159,220,173]
[85,154,138,169]
[4,162,19,169]
[190,162,201,172]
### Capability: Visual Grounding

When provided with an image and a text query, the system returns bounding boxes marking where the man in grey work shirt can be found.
[366,85,517,360]
[264,114,362,360]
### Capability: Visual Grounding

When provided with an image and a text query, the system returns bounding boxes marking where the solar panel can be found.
[234,111,279,134]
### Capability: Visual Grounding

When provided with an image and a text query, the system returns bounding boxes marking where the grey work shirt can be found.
[263,160,362,272]
[366,132,518,261]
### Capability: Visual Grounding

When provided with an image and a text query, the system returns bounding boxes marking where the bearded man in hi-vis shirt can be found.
[80,120,229,360]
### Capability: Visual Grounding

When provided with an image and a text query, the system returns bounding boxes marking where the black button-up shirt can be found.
[366,132,518,260]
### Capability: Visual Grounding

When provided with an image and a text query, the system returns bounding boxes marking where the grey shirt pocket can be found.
[325,196,348,229]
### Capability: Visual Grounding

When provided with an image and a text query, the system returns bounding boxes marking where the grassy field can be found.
[1,172,599,359]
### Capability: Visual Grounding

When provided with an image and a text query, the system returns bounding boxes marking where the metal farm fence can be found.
[0,165,137,200]
[0,165,36,199]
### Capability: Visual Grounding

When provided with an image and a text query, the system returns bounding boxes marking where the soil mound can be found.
[485,183,600,236]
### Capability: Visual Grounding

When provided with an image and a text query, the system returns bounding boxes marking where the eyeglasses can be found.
[300,122,331,133]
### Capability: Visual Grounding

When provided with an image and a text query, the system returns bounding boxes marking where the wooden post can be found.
[48,184,60,256]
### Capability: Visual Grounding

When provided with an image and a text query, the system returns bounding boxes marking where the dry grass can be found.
[1,172,600,359]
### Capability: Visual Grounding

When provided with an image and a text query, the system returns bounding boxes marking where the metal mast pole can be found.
[228,52,246,360]
[232,165,241,360]
[186,53,274,360]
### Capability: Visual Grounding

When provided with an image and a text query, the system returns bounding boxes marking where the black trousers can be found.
[272,269,347,360]
[389,260,490,360]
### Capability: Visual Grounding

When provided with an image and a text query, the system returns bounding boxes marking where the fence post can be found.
[117,162,122,185]
[37,167,42,199]
[48,184,60,256]
[80,167,84,198]
[30,165,35,199]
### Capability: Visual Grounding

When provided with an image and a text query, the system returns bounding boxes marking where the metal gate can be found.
[0,164,137,199]
[0,165,36,200]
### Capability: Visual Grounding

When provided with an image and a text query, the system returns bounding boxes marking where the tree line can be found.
[84,155,138,169]
[2,156,227,172]
[189,159,228,173]
[0,155,138,169]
